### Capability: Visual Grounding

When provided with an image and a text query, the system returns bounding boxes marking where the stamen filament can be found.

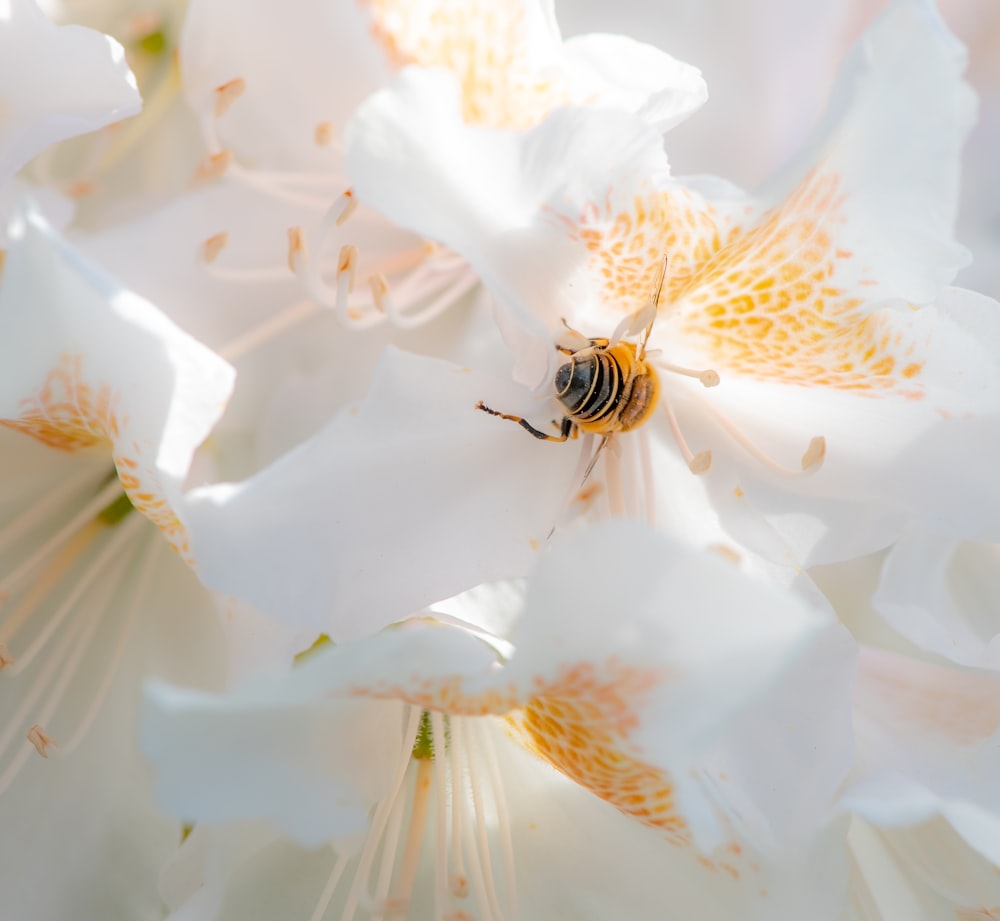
[638,428,656,526]
[468,729,503,921]
[60,527,154,754]
[604,441,626,517]
[386,759,434,917]
[0,464,104,555]
[431,712,451,921]
[477,722,518,921]
[216,299,321,364]
[309,854,351,921]
[0,519,103,649]
[0,541,127,793]
[367,774,409,919]
[699,397,825,477]
[660,397,711,475]
[337,708,422,921]
[0,476,123,604]
[448,719,468,899]
[660,361,720,388]
[453,721,499,921]
[10,518,138,674]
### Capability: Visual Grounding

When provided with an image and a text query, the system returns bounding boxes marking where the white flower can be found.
[78,0,720,636]
[342,0,999,569]
[0,207,235,919]
[143,521,856,921]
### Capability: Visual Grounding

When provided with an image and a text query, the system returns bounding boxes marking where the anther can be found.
[709,544,742,564]
[195,150,233,183]
[287,226,306,273]
[314,121,335,146]
[201,232,229,264]
[370,273,390,314]
[332,188,358,227]
[449,874,469,899]
[801,436,826,472]
[337,244,358,291]
[661,398,711,477]
[213,78,246,117]
[26,725,55,758]
[688,450,712,475]
[0,643,12,668]
[65,179,97,199]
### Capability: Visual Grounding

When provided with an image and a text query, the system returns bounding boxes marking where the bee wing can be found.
[610,301,657,345]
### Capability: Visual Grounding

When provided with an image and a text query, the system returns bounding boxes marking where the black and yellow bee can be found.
[476,259,665,458]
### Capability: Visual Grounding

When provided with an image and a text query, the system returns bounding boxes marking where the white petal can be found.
[842,646,1000,863]
[184,347,578,634]
[561,32,707,131]
[0,0,140,184]
[874,531,1000,669]
[143,680,409,850]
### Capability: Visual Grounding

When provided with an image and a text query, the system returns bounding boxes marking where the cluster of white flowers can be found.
[1,0,999,919]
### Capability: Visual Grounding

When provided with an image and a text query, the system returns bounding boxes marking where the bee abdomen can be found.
[617,371,658,431]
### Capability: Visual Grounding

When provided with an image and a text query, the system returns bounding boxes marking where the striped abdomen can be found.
[554,342,659,435]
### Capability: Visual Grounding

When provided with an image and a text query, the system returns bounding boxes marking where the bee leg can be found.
[476,402,574,442]
[582,435,612,482]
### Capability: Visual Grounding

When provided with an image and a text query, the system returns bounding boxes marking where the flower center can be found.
[308,708,516,921]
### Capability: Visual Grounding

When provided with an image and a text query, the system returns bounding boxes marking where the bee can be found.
[476,258,666,472]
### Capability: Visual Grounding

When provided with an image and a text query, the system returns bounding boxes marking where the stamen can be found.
[60,531,154,754]
[213,77,246,117]
[0,476,122,604]
[660,398,711,475]
[638,428,656,526]
[0,643,12,669]
[26,725,55,758]
[382,269,479,330]
[454,721,499,921]
[700,397,825,478]
[65,180,97,199]
[309,854,350,921]
[315,121,336,147]
[801,436,826,472]
[604,441,626,517]
[10,519,138,674]
[0,525,134,794]
[369,274,390,314]
[477,722,518,921]
[448,719,469,900]
[0,518,104,647]
[200,232,229,265]
[332,189,358,227]
[385,759,434,917]
[338,244,359,294]
[287,226,306,273]
[217,299,320,364]
[431,712,451,921]
[661,361,720,388]
[367,770,409,919]
[336,709,422,921]
[194,150,233,183]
